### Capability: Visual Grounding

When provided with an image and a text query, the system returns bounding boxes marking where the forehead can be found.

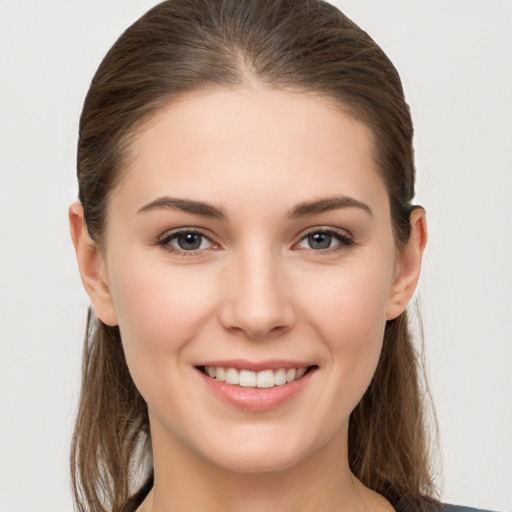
[112,87,388,218]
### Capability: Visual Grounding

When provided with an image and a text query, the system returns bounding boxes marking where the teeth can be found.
[286,368,296,383]
[274,368,287,386]
[239,370,256,387]
[296,367,307,379]
[256,370,275,388]
[225,367,239,385]
[216,367,226,382]
[203,366,310,388]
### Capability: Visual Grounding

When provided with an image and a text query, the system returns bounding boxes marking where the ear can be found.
[69,201,118,326]
[386,207,428,320]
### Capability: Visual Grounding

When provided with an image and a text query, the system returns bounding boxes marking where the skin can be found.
[70,87,427,512]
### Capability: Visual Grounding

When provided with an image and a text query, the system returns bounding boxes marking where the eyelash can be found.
[294,228,355,255]
[156,227,355,255]
[157,228,218,255]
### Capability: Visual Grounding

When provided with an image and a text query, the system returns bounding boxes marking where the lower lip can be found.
[198,368,316,412]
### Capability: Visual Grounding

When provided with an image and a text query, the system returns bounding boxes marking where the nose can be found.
[218,248,295,339]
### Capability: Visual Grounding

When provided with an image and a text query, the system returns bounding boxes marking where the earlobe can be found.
[69,201,119,326]
[386,207,428,320]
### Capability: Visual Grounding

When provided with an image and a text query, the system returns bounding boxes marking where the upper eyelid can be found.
[158,227,215,242]
[296,226,353,240]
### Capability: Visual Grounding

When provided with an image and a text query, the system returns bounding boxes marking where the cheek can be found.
[107,255,218,374]
[297,257,394,389]
[303,262,392,341]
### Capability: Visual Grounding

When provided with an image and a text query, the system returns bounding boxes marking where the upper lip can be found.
[196,359,314,372]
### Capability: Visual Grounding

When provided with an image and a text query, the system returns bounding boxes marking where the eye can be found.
[295,229,354,252]
[159,229,216,253]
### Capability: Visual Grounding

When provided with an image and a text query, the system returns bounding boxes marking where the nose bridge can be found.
[219,242,294,339]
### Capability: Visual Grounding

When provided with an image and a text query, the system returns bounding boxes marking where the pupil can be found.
[308,232,331,250]
[178,233,202,250]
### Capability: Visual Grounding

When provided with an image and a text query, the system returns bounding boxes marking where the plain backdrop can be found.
[0,1,511,510]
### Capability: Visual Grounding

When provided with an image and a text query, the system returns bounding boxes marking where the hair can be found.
[72,0,439,510]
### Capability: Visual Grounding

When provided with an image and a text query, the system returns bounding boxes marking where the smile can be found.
[197,363,318,411]
[202,366,311,388]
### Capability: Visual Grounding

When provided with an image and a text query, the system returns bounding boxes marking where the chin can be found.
[209,448,308,474]
[196,427,330,475]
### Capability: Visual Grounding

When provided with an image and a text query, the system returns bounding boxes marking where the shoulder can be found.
[395,500,497,512]
[440,506,497,512]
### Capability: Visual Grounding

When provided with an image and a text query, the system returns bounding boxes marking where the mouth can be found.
[198,365,318,388]
[196,362,318,411]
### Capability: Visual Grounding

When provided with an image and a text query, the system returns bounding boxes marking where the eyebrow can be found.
[287,196,374,218]
[136,194,373,220]
[136,196,227,219]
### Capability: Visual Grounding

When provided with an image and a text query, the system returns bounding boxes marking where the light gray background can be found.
[0,1,511,510]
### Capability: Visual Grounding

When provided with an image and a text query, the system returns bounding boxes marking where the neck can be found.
[139,420,394,512]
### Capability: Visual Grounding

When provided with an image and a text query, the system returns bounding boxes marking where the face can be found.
[87,88,414,473]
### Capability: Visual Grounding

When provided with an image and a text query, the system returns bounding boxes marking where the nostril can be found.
[223,321,290,340]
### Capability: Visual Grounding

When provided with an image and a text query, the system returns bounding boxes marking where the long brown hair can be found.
[72,1,438,510]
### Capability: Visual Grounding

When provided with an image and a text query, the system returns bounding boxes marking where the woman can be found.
[68,1,487,511]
